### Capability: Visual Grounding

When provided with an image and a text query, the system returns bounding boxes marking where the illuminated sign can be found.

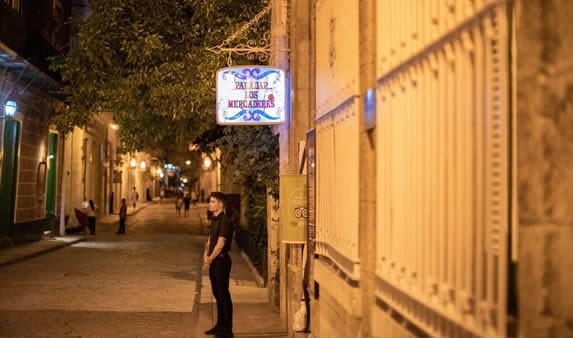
[216,66,286,125]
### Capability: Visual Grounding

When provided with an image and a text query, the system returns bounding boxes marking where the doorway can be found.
[46,132,58,214]
[0,119,21,238]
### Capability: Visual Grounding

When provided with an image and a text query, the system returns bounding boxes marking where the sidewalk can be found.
[0,235,85,268]
[0,200,288,337]
[0,201,152,268]
[196,245,288,338]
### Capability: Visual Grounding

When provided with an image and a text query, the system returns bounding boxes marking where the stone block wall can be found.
[1,71,64,242]
[516,0,573,337]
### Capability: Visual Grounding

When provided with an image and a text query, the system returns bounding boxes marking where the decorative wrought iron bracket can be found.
[206,2,290,66]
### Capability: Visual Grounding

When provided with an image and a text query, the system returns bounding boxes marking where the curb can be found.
[240,250,266,287]
[0,237,87,268]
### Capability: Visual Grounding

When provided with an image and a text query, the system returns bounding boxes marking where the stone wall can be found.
[516,0,573,337]
[1,70,65,242]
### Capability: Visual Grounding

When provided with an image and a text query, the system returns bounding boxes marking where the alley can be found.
[0,201,208,336]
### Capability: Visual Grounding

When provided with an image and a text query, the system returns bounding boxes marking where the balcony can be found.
[0,1,70,95]
[0,2,27,54]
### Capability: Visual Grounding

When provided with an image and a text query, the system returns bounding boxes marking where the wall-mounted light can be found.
[185,160,191,165]
[4,100,17,117]
[156,168,163,175]
[130,158,137,168]
[203,157,212,169]
[110,123,119,130]
[140,161,146,169]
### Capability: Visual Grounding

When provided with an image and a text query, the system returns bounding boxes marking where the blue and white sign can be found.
[216,66,286,125]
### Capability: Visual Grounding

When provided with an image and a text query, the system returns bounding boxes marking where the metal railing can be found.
[234,227,268,283]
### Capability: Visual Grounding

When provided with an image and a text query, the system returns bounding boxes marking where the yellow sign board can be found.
[280,175,307,243]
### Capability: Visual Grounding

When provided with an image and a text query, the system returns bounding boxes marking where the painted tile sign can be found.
[216,66,286,125]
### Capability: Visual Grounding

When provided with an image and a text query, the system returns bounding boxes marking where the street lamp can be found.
[3,100,17,117]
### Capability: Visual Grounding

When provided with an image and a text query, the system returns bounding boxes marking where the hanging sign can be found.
[216,66,286,125]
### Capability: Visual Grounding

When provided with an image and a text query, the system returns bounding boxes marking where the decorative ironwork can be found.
[206,2,289,66]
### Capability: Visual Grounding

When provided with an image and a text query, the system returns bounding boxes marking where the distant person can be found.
[184,193,191,217]
[109,191,115,214]
[202,192,234,337]
[81,196,89,211]
[130,187,138,209]
[116,198,127,234]
[86,199,97,235]
[191,191,198,206]
[176,196,183,216]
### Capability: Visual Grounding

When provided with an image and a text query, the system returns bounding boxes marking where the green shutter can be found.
[46,133,58,213]
[0,120,21,238]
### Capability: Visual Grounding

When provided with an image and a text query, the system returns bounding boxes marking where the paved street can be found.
[0,202,208,336]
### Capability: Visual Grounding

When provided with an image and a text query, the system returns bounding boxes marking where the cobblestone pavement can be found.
[0,202,209,337]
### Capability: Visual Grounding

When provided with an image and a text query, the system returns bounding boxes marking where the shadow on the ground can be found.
[163,269,199,281]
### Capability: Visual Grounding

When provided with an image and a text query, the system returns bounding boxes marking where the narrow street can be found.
[0,201,208,336]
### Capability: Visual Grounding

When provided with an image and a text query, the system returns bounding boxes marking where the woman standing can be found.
[87,200,97,235]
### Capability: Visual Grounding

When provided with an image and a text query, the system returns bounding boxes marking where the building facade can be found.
[59,114,159,227]
[0,0,71,244]
[1,0,158,242]
[273,0,573,337]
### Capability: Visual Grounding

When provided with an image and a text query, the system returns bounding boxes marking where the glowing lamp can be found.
[4,100,17,117]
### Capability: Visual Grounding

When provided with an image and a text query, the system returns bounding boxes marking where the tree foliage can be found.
[208,125,279,197]
[51,0,269,155]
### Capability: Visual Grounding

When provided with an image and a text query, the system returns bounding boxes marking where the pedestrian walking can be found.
[130,187,138,209]
[116,198,127,234]
[86,199,97,235]
[183,193,191,217]
[203,192,234,338]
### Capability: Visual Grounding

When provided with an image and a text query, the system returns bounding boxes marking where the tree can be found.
[51,0,270,155]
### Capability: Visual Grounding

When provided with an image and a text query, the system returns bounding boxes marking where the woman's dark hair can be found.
[89,200,95,211]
